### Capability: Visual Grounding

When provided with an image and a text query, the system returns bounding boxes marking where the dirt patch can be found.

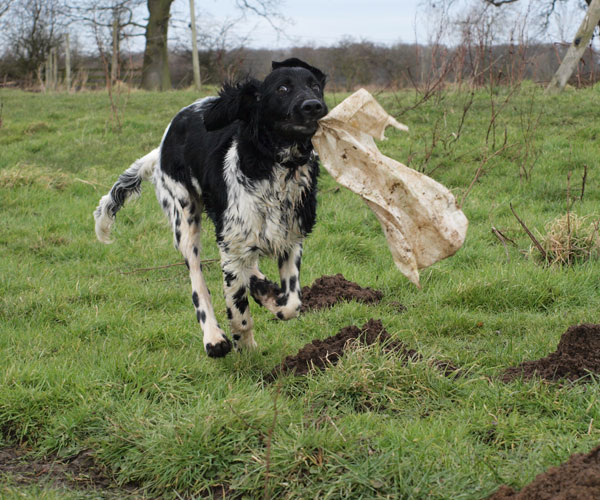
[486,443,600,499]
[300,274,384,312]
[501,323,600,383]
[265,319,459,382]
[0,446,138,495]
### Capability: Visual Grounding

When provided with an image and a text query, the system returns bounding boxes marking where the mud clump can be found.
[486,443,600,499]
[300,274,383,312]
[501,323,600,383]
[265,319,459,382]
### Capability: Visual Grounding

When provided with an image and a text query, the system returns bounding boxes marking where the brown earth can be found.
[265,319,459,382]
[0,447,133,492]
[501,323,600,383]
[0,446,231,498]
[486,443,600,500]
[300,274,384,312]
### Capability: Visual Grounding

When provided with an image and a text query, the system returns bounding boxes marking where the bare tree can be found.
[182,15,252,84]
[546,0,600,91]
[68,0,146,83]
[2,0,67,78]
[482,0,600,91]
[141,0,285,91]
[483,0,597,30]
[0,0,14,18]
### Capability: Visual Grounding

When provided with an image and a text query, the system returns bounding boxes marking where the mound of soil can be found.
[300,274,383,312]
[501,323,600,383]
[265,319,459,382]
[486,443,600,500]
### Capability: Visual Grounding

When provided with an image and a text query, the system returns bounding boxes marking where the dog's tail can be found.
[94,148,159,244]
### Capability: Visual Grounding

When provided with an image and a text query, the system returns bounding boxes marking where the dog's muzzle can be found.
[300,99,325,120]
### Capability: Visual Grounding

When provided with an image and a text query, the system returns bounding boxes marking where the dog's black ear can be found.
[202,79,260,131]
[272,58,327,87]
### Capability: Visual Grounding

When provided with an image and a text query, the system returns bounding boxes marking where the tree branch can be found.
[0,0,14,18]
[483,0,519,6]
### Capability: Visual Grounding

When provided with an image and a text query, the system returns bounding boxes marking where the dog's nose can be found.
[300,99,324,118]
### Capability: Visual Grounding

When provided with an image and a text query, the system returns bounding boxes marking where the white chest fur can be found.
[221,141,313,259]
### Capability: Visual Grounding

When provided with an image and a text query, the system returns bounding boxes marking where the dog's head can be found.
[203,58,327,139]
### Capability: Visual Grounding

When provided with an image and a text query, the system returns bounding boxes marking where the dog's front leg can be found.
[276,244,303,319]
[248,244,303,321]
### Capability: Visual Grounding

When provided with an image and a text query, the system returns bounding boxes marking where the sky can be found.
[164,0,594,51]
[96,0,594,54]
[169,0,425,49]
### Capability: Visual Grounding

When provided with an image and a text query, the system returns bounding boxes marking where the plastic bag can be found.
[312,89,468,287]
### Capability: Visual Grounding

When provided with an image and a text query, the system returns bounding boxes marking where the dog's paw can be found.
[275,296,302,320]
[205,335,232,358]
[233,333,258,351]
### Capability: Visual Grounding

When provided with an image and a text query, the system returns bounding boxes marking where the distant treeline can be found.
[1,41,598,90]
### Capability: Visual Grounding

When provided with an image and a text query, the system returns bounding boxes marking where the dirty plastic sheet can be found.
[312,89,468,287]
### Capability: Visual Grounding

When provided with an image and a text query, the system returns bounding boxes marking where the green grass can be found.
[1,84,599,499]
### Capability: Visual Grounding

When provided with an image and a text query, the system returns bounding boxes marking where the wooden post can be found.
[45,59,50,92]
[46,49,56,91]
[52,48,58,90]
[546,0,600,93]
[189,0,201,91]
[65,33,71,92]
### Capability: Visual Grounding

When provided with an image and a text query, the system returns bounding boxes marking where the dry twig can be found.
[581,164,588,201]
[510,203,548,263]
[492,226,516,262]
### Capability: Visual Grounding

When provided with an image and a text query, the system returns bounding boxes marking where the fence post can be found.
[52,48,58,90]
[112,14,119,84]
[189,0,201,91]
[65,33,72,92]
[45,59,50,92]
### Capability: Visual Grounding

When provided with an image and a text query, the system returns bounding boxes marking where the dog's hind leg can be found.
[220,255,258,351]
[156,174,232,358]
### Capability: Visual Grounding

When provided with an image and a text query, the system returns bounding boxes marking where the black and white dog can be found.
[94,58,327,358]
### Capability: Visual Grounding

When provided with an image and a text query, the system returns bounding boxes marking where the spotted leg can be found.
[277,244,303,317]
[156,174,231,358]
[249,244,303,320]
[221,254,257,351]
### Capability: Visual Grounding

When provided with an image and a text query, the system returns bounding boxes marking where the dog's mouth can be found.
[277,119,321,136]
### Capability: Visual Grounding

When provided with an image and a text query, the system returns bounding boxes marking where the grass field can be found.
[1,83,599,499]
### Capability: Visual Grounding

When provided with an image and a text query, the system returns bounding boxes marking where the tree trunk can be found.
[546,0,600,93]
[141,0,173,91]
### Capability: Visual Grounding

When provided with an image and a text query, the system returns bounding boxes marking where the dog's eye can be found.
[277,85,289,93]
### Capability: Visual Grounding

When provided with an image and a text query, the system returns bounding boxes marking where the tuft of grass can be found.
[0,163,72,190]
[529,213,600,266]
[23,121,52,135]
